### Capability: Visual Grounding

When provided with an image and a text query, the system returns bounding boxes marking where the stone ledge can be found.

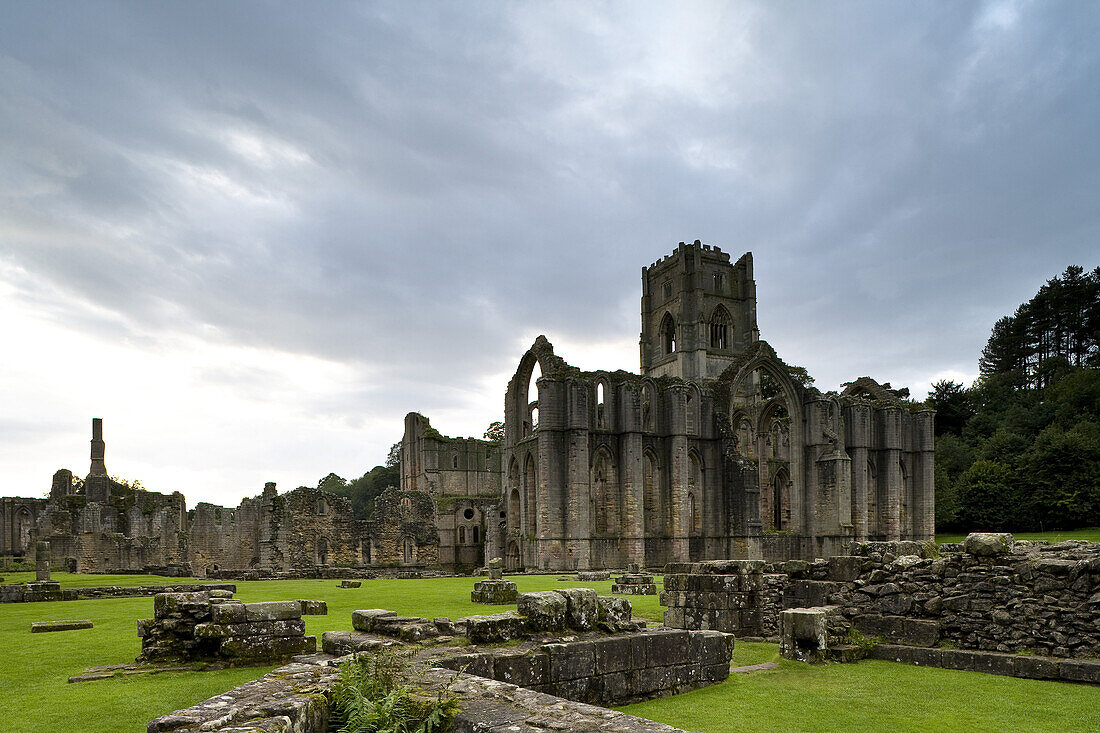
[869,644,1100,684]
[31,619,93,633]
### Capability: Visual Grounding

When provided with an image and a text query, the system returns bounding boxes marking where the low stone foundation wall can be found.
[661,560,765,634]
[0,582,236,603]
[437,628,732,705]
[137,590,325,665]
[148,659,696,733]
[771,537,1100,659]
[205,567,445,581]
[870,644,1100,684]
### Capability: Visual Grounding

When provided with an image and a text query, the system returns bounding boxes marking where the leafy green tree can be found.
[318,473,347,493]
[483,421,504,441]
[954,460,1017,531]
[926,380,973,437]
[1023,421,1100,530]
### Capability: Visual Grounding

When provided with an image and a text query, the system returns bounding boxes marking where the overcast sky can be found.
[2,1,1097,506]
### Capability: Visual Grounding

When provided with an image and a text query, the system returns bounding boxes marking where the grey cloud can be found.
[2,0,1098,428]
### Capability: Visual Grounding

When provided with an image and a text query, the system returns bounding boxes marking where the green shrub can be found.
[327,647,459,733]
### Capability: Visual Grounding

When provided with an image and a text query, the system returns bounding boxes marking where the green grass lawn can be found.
[0,574,1097,733]
[619,642,1100,733]
[935,527,1100,544]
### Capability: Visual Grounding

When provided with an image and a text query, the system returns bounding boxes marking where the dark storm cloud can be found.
[2,0,1099,428]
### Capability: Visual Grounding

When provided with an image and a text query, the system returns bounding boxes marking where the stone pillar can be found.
[846,405,871,541]
[50,469,73,500]
[89,417,107,477]
[669,435,689,562]
[35,541,50,581]
[915,410,936,541]
[620,432,645,568]
[881,409,903,541]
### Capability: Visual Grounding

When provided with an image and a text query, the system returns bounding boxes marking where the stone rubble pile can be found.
[471,557,518,604]
[137,590,326,665]
[612,563,658,595]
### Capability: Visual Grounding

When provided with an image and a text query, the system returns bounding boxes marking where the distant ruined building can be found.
[406,241,935,569]
[0,242,934,573]
[0,419,439,575]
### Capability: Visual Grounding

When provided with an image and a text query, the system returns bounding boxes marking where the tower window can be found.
[710,306,730,350]
[663,281,672,298]
[660,313,676,355]
[713,273,723,291]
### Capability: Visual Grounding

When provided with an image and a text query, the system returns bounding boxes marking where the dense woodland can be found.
[929,266,1100,532]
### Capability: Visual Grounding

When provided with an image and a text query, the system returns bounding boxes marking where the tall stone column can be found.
[35,541,50,581]
[89,418,107,477]
[881,409,903,541]
[669,435,689,562]
[620,432,645,567]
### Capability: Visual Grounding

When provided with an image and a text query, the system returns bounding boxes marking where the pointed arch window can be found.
[660,313,677,354]
[710,306,730,350]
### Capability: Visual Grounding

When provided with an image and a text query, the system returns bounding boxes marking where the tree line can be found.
[929,265,1100,533]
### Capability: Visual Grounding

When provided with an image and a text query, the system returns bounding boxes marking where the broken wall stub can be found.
[661,559,765,635]
[758,535,1100,660]
[137,590,325,665]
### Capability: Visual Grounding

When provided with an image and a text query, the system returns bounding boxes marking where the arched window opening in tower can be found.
[660,312,676,354]
[710,306,730,350]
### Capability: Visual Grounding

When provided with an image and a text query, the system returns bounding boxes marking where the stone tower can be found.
[85,417,111,503]
[640,241,759,380]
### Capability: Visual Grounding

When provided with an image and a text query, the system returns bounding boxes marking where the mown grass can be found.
[0,574,662,733]
[619,642,1100,733]
[1,573,1097,733]
[935,527,1100,544]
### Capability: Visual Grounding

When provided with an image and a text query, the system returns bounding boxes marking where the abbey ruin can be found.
[1,242,934,575]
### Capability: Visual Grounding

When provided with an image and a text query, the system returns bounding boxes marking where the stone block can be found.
[297,599,327,616]
[273,619,306,637]
[542,640,595,681]
[780,607,829,662]
[577,571,610,581]
[554,587,598,630]
[465,611,524,643]
[852,615,939,647]
[211,601,247,624]
[644,629,690,666]
[596,595,633,629]
[593,635,634,674]
[826,556,863,582]
[193,623,231,639]
[243,601,302,622]
[154,592,213,620]
[351,609,397,632]
[493,652,548,687]
[1059,659,1100,684]
[962,533,1014,557]
[689,630,733,666]
[438,652,495,678]
[517,591,567,631]
[1014,655,1060,680]
[471,579,518,604]
[597,671,633,702]
[339,580,361,588]
[30,620,92,633]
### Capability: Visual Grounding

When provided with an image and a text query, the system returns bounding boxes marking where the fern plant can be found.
[327,646,460,733]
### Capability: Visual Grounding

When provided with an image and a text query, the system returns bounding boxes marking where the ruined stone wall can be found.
[770,538,1100,659]
[187,498,264,574]
[368,487,439,566]
[271,488,365,570]
[30,486,188,573]
[401,412,501,498]
[0,496,48,557]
